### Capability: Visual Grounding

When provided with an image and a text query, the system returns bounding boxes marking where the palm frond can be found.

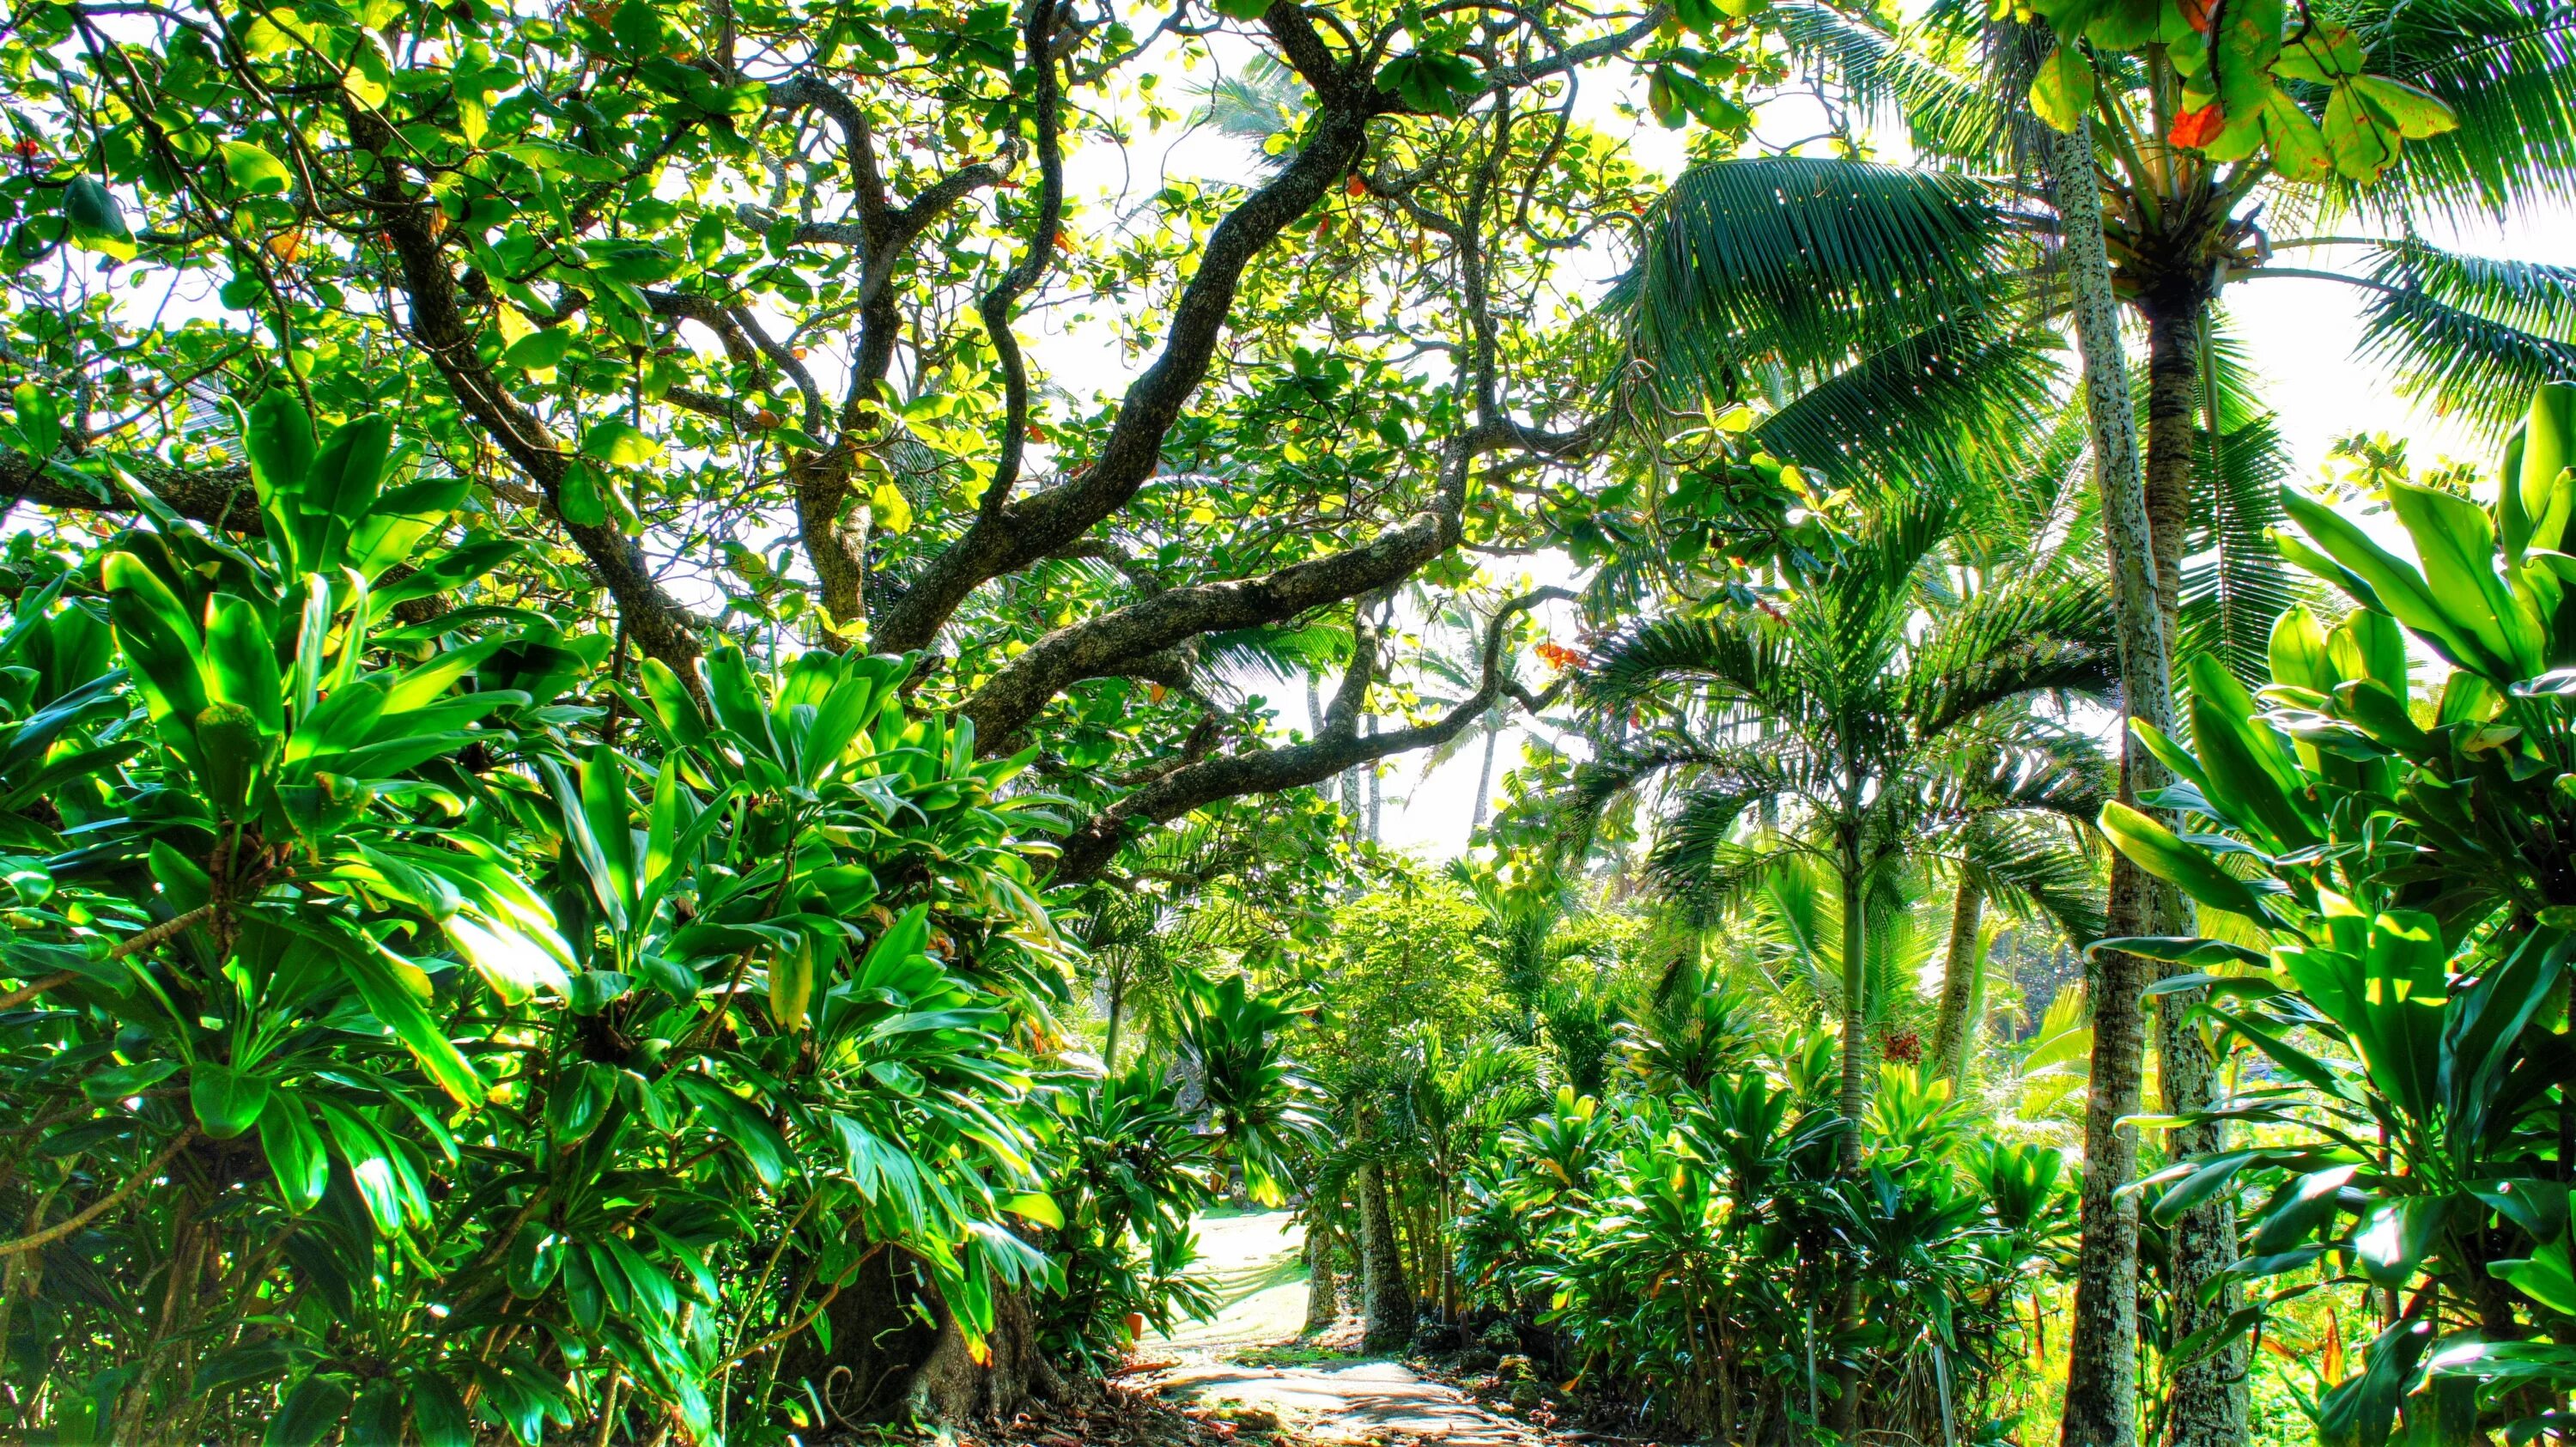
[1618,157,2012,395]
[1749,318,2065,494]
[2332,0,2576,222]
[1580,612,1805,718]
[2354,272,2576,439]
[1900,575,2119,737]
[2178,415,2305,687]
[1958,818,2105,946]
[1769,0,2006,161]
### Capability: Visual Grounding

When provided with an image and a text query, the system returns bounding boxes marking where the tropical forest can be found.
[1,0,2572,1441]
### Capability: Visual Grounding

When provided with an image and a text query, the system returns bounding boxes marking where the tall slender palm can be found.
[1558,496,2114,1158]
[1558,495,2111,1431]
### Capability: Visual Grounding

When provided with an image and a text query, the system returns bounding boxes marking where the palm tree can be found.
[1554,494,2111,1432]
[1558,495,2114,1166]
[1613,13,2576,1437]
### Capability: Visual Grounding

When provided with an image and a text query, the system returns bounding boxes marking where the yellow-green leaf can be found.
[221,141,294,197]
[872,479,914,534]
[2030,43,2094,133]
[2351,75,2458,140]
[581,421,659,465]
[2324,82,2400,180]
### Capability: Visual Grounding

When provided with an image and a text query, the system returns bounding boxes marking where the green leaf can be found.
[581,421,660,466]
[2210,0,2283,113]
[258,1094,328,1212]
[1003,1191,1066,1228]
[204,593,285,737]
[2099,800,2269,919]
[191,1062,273,1140]
[222,141,295,197]
[2350,76,2458,141]
[2029,43,2095,133]
[264,1375,349,1447]
[341,937,486,1107]
[504,329,574,372]
[64,175,133,258]
[2324,82,2401,181]
[611,0,667,52]
[2495,1232,2576,1315]
[101,552,211,761]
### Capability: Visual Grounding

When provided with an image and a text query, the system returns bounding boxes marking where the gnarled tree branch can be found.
[1047,586,1575,883]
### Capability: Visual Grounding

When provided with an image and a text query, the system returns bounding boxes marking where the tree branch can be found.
[1047,586,1574,882]
[349,107,709,689]
[871,3,1377,654]
[0,1128,197,1257]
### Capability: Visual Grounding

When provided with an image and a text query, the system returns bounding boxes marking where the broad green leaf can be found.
[581,421,660,466]
[2099,800,2269,919]
[191,1062,272,1140]
[258,1094,328,1212]
[222,141,295,197]
[2350,76,2458,140]
[2029,43,2094,132]
[264,1374,349,1447]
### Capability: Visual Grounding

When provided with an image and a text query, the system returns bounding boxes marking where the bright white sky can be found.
[1018,34,2576,861]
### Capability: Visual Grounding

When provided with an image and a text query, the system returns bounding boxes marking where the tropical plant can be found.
[1553,494,2114,1169]
[2107,383,2576,1444]
[0,392,1098,1443]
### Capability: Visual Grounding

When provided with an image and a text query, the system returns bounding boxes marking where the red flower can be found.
[1881,1030,1923,1066]
[2169,103,2227,149]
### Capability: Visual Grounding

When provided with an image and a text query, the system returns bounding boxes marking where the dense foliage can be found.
[2111,386,2576,1444]
[5,0,2575,1437]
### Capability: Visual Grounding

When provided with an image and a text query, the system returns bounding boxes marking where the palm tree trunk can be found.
[1930,876,1985,1087]
[2038,112,2181,1447]
[1303,1197,1341,1336]
[1103,958,1127,1072]
[2141,296,2249,1447]
[1358,1162,1414,1352]
[1835,836,1871,1170]
[1832,830,1870,1437]
[1469,713,1501,837]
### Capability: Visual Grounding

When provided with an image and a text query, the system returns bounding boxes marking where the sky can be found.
[1015,36,2576,862]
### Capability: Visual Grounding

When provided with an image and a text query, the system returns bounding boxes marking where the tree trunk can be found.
[1931,875,1986,1088]
[1303,1200,1341,1336]
[1365,715,1382,844]
[1832,831,1869,1437]
[2038,111,2180,1447]
[1469,714,1501,838]
[1359,1162,1415,1353]
[2141,298,2248,1447]
[780,1249,1062,1428]
[1835,834,1871,1171]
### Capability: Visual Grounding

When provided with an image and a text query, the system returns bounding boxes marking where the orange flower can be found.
[1534,641,1586,672]
[2169,102,2226,149]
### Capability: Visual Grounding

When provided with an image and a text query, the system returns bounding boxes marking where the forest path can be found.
[1138,1211,1546,1447]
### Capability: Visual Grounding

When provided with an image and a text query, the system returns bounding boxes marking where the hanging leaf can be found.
[2030,43,2095,132]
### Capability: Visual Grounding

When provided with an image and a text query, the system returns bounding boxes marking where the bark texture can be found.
[1358,1162,1414,1353]
[2140,298,2247,1447]
[2040,112,2177,1447]
[780,1249,1062,1428]
[1303,1209,1341,1336]
[1931,877,1986,1086]
[1832,829,1868,1437]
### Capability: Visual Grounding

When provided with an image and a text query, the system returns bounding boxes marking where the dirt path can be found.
[1139,1211,1546,1446]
